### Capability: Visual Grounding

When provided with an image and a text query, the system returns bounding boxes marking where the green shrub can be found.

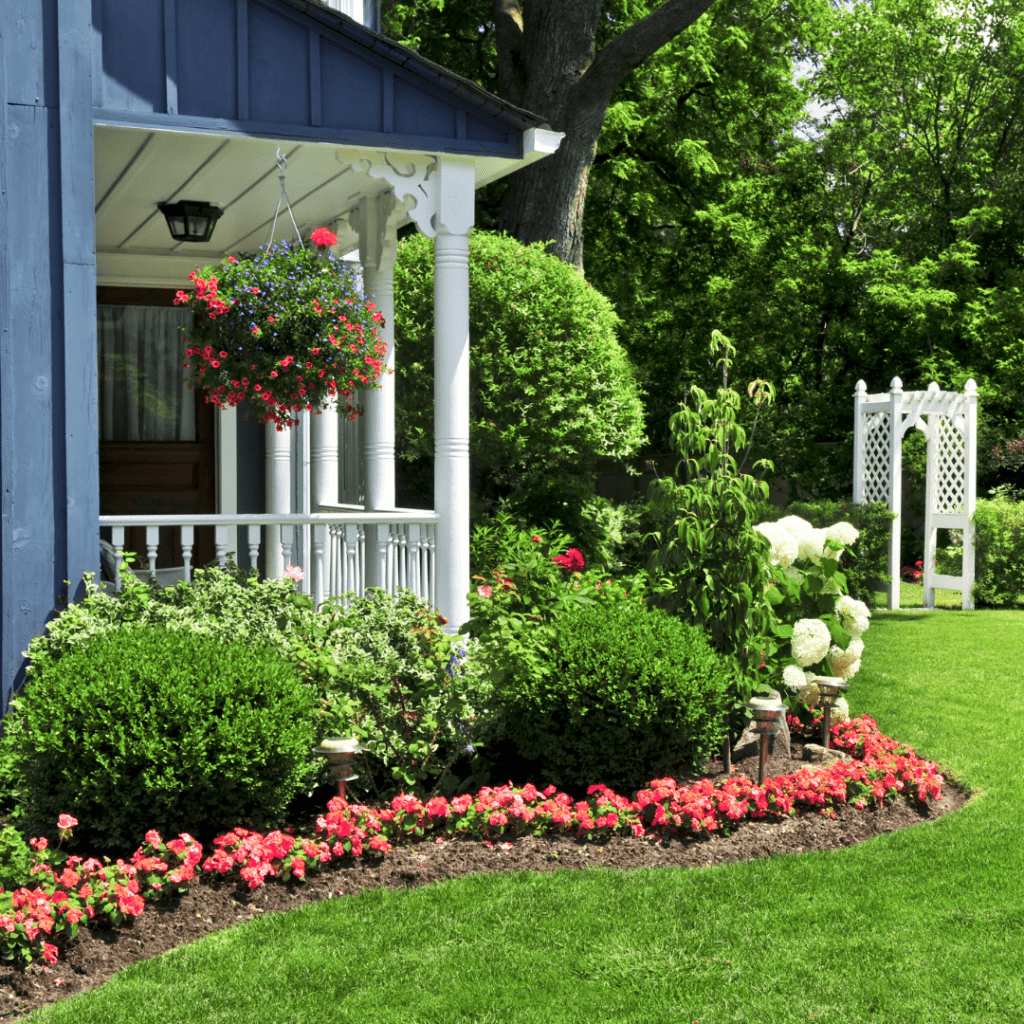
[23,557,315,688]
[969,494,1024,606]
[279,588,496,804]
[462,509,654,702]
[756,499,895,602]
[393,230,648,572]
[484,599,732,800]
[1,627,320,856]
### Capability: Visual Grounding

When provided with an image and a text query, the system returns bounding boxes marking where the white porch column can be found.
[311,396,340,508]
[354,191,399,591]
[215,406,238,568]
[265,421,292,580]
[432,157,475,635]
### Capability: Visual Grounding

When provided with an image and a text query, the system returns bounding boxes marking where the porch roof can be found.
[93,0,560,287]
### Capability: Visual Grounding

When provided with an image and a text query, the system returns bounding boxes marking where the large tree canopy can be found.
[583,0,1024,497]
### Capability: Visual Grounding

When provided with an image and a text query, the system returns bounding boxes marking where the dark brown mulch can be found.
[0,736,969,1021]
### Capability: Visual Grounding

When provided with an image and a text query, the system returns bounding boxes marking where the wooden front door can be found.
[98,287,216,572]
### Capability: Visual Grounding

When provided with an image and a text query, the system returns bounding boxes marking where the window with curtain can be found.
[98,305,196,442]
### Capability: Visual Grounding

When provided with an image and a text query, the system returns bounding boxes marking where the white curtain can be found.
[98,305,196,442]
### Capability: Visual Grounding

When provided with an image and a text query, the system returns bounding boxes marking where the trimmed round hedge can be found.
[393,229,648,570]
[488,598,733,800]
[0,627,320,855]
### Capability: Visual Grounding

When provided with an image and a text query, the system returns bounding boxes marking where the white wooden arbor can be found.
[853,377,978,610]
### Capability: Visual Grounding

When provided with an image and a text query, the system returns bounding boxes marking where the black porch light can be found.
[157,200,224,243]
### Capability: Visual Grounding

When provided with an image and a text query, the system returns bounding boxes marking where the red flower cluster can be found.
[3,716,943,967]
[551,547,585,573]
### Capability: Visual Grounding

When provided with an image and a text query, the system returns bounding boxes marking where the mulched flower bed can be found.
[0,735,969,1021]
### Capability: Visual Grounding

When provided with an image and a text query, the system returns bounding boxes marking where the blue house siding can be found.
[1,0,97,718]
[92,0,522,157]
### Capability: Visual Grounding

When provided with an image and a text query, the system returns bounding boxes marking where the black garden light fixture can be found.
[157,200,224,243]
[814,677,850,749]
[746,691,786,785]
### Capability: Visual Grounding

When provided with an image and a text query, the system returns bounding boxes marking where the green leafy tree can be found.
[383,1,723,271]
[584,0,1024,498]
[393,230,647,567]
[642,332,777,688]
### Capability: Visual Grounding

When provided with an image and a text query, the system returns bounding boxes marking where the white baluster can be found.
[247,525,261,578]
[396,524,408,592]
[112,526,126,587]
[313,524,326,612]
[280,525,293,580]
[146,527,160,577]
[180,526,194,584]
[375,522,389,597]
[215,525,229,570]
[407,524,421,598]
[427,525,436,611]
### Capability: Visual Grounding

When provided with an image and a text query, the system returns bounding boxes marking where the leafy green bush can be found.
[756,499,895,602]
[969,495,1024,606]
[483,599,732,800]
[393,229,648,572]
[643,379,775,676]
[1,628,320,856]
[461,509,653,700]
[21,557,314,688]
[279,588,496,804]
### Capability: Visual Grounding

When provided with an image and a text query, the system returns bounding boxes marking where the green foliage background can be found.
[384,0,1024,506]
[393,231,647,567]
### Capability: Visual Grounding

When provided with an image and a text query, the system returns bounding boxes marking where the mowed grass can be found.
[31,608,1024,1024]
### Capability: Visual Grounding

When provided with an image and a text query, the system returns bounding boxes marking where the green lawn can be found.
[30,607,1024,1024]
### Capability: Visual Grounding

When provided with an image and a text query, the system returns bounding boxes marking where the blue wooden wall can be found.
[1,0,98,720]
[93,0,521,156]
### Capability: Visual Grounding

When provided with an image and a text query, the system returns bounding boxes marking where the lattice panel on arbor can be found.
[934,415,966,514]
[862,412,891,504]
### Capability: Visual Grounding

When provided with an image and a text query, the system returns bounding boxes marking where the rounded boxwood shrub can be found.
[0,626,320,856]
[487,599,732,800]
[393,229,648,571]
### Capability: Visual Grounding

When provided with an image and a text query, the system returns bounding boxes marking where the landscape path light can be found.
[745,690,785,785]
[812,677,850,748]
[313,737,370,802]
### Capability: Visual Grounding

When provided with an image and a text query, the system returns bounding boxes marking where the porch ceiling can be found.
[94,123,535,288]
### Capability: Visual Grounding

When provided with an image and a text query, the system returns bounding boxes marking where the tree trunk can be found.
[493,0,721,273]
[499,108,605,271]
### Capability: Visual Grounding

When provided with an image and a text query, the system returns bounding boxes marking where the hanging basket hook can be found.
[266,147,304,251]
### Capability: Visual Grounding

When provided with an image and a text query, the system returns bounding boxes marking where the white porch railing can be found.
[98,508,440,612]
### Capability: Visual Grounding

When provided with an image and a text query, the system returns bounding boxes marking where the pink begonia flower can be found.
[477,584,493,599]
[57,814,78,831]
[283,565,305,581]
[531,535,542,542]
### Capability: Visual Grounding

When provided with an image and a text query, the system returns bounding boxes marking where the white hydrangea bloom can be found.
[753,522,799,568]
[836,595,872,636]
[827,637,865,679]
[791,617,831,666]
[832,696,851,723]
[782,664,807,689]
[798,527,830,565]
[776,515,814,549]
[825,521,859,553]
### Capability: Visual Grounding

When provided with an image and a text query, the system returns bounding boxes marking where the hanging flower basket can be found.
[174,227,390,430]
